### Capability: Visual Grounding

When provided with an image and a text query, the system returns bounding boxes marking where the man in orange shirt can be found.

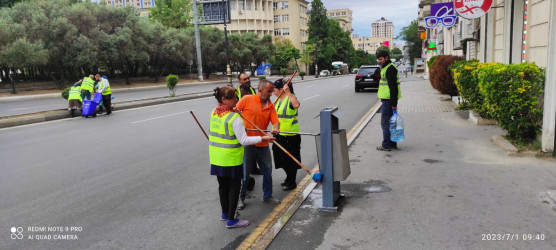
[236,79,281,209]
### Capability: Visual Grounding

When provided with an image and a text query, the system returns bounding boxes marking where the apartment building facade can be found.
[372,17,394,41]
[326,8,353,32]
[418,0,556,153]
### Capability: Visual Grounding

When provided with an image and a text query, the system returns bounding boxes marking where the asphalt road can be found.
[0,75,379,249]
[0,77,285,117]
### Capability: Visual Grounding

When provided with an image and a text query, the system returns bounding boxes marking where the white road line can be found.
[342,84,350,88]
[302,94,319,101]
[305,84,315,88]
[132,111,189,124]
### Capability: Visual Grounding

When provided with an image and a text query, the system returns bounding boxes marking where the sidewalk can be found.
[268,76,556,249]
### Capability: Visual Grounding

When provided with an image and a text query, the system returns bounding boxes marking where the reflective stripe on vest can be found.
[68,86,82,102]
[209,110,244,167]
[377,63,402,100]
[82,77,94,92]
[275,96,299,136]
[99,79,111,95]
[236,86,255,99]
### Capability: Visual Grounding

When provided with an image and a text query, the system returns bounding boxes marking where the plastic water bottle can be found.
[389,110,405,142]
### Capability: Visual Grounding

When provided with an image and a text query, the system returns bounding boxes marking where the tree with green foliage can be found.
[391,47,403,61]
[150,0,193,29]
[308,0,329,76]
[396,19,422,63]
[271,39,298,73]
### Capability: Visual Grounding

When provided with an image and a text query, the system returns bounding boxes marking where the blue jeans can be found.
[82,90,91,100]
[381,100,397,149]
[241,146,273,200]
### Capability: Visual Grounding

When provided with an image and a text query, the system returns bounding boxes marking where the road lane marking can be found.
[342,84,350,88]
[305,84,315,88]
[131,111,189,124]
[302,94,319,101]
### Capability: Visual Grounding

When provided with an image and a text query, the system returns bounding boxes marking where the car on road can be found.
[354,65,381,92]
[319,70,330,77]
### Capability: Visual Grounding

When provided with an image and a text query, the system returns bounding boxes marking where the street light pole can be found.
[193,0,203,82]
[223,0,232,86]
[314,43,319,78]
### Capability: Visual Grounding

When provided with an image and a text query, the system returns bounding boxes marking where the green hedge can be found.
[451,60,492,117]
[427,55,438,68]
[477,62,544,141]
[429,55,463,96]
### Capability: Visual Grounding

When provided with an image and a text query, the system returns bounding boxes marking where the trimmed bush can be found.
[429,55,464,96]
[299,71,306,80]
[477,62,544,142]
[166,74,179,97]
[427,55,438,68]
[280,68,288,76]
[61,87,71,100]
[258,75,266,80]
[451,60,493,117]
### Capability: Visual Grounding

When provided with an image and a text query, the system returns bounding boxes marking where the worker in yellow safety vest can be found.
[209,85,274,228]
[236,73,256,99]
[95,74,112,115]
[81,75,95,100]
[376,50,402,151]
[271,78,301,191]
[67,81,83,117]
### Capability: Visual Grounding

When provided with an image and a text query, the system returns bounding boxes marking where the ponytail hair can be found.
[213,85,237,103]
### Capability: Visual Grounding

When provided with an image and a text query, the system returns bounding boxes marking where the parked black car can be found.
[355,65,381,92]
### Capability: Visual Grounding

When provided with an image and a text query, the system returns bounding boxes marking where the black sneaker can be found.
[282,183,297,191]
[376,146,391,151]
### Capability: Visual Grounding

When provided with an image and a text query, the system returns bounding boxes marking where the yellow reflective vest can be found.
[81,77,95,92]
[209,110,244,167]
[98,79,111,95]
[275,95,299,136]
[236,86,255,99]
[68,86,82,102]
[377,63,401,100]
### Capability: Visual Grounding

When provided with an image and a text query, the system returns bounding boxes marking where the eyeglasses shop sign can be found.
[454,0,494,19]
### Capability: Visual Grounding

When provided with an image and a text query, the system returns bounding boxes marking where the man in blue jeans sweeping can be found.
[376,50,402,151]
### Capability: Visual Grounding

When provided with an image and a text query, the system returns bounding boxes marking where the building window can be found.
[300,5,307,13]
[329,13,334,16]
[342,12,346,15]
[282,14,289,22]
[300,17,307,25]
[254,0,257,11]
[282,1,288,9]
[245,0,251,10]
[283,28,290,35]
[262,0,264,11]
[274,15,280,22]
[274,29,282,36]
[239,0,245,11]
[301,29,307,37]
[230,0,236,10]
[336,12,340,16]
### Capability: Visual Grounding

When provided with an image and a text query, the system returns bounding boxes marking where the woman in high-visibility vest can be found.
[209,86,274,229]
[67,81,83,118]
[271,79,301,191]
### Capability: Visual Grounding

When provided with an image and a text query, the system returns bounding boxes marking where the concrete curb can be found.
[491,134,519,156]
[0,91,213,129]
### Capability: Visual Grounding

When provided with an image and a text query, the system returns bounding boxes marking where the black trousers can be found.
[272,134,301,185]
[217,176,241,220]
[102,94,111,114]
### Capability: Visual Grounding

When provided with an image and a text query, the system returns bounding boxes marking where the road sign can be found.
[454,0,493,19]
[199,0,231,25]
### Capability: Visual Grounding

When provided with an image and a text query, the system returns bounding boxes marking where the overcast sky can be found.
[313,0,419,44]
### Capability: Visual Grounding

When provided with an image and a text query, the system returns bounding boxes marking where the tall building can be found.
[372,17,394,40]
[210,0,275,37]
[272,0,310,49]
[326,8,353,32]
[351,34,387,55]
[104,0,155,17]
